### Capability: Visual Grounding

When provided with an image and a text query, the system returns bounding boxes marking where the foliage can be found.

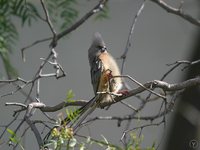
[65,89,75,102]
[45,128,156,150]
[46,92,156,150]
[1,0,110,149]
[0,0,79,78]
[46,102,156,150]
[49,126,75,149]
[0,0,39,77]
[0,0,110,78]
[0,37,18,77]
[6,128,25,150]
[46,0,79,31]
[65,89,82,122]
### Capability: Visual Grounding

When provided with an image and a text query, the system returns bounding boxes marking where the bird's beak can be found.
[101,46,107,53]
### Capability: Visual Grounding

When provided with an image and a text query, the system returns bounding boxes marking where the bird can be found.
[49,32,130,135]
[69,32,130,131]
[88,32,129,104]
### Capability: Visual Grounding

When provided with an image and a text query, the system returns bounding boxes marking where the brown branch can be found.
[40,0,56,36]
[120,0,146,73]
[75,134,123,150]
[153,77,200,91]
[40,100,88,112]
[167,59,200,71]
[3,76,200,111]
[98,76,200,108]
[121,120,164,143]
[21,0,108,61]
[25,118,43,148]
[6,76,197,113]
[3,76,199,147]
[50,0,109,47]
[81,91,180,135]
[150,0,200,27]
[21,37,52,62]
[82,106,171,124]
[40,0,58,52]
[5,100,88,114]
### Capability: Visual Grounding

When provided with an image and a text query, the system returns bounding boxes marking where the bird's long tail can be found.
[69,96,100,132]
[44,96,100,141]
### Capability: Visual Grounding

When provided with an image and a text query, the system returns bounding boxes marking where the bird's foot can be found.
[117,90,129,96]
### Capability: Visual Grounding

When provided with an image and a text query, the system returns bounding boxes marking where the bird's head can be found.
[88,32,107,58]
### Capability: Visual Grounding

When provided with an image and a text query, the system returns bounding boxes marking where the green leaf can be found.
[0,48,18,77]
[0,0,40,78]
[46,0,79,31]
[66,108,74,121]
[66,89,75,101]
[10,137,18,144]
[9,0,38,26]
[6,128,18,144]
[66,109,73,121]
[6,128,16,137]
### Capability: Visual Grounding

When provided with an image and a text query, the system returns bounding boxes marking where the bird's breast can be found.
[98,52,122,93]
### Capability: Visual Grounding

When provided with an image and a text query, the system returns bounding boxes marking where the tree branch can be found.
[50,0,109,47]
[98,76,200,108]
[40,0,56,36]
[21,0,109,61]
[25,118,43,148]
[120,0,146,73]
[5,76,198,113]
[150,0,200,27]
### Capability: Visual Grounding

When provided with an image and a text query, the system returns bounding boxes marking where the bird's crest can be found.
[92,32,106,47]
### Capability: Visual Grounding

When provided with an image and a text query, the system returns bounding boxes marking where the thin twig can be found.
[0,113,20,139]
[3,76,200,111]
[50,0,109,47]
[120,101,138,112]
[120,0,146,73]
[5,102,27,108]
[114,75,166,99]
[161,63,181,81]
[40,0,57,36]
[21,37,52,62]
[121,120,164,142]
[76,134,123,150]
[150,0,200,27]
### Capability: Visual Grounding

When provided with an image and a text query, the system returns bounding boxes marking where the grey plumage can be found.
[88,32,128,99]
[63,32,130,133]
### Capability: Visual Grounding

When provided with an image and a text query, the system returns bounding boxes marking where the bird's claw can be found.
[117,90,129,96]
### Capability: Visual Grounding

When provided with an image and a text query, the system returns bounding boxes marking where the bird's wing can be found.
[61,96,99,134]
[71,96,99,132]
[70,57,105,132]
[90,56,104,94]
[44,57,106,138]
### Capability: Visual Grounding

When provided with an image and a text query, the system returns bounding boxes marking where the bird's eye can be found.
[97,45,107,52]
